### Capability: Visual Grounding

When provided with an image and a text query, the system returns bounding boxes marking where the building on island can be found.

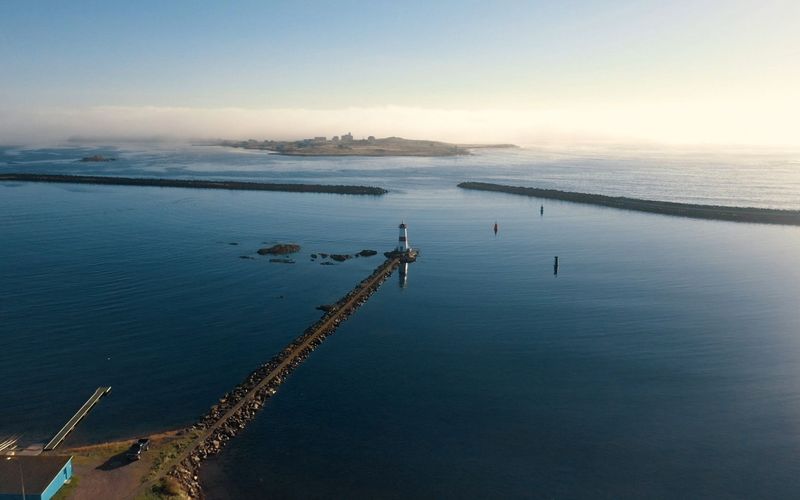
[341,132,353,142]
[0,455,73,500]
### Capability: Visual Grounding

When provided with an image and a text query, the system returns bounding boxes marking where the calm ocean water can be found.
[2,144,800,498]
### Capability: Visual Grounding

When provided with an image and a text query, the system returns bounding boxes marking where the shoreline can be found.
[458,181,800,226]
[0,173,388,195]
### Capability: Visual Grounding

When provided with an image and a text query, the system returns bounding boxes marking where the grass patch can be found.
[70,441,130,463]
[146,431,202,482]
[135,478,188,500]
[52,475,80,500]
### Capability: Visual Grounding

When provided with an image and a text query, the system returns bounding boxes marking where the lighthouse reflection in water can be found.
[399,262,408,288]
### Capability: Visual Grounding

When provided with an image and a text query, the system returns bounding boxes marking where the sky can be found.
[0,0,798,145]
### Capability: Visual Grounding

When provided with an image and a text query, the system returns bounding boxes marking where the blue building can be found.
[0,455,73,500]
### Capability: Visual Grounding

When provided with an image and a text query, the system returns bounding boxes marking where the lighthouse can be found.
[396,221,409,252]
[386,220,417,262]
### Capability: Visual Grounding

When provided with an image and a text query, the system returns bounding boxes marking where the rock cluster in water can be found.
[251,245,379,264]
[80,155,116,162]
[257,243,301,255]
[309,249,377,264]
[166,257,400,498]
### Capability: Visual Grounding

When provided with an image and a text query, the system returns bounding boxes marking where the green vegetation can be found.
[137,477,185,499]
[52,476,80,500]
[69,441,129,465]
[146,431,201,483]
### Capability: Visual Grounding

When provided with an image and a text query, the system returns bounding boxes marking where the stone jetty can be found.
[457,181,800,226]
[142,257,401,498]
[0,173,389,195]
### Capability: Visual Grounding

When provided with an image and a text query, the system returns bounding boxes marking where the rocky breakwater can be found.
[160,257,401,498]
[0,173,389,195]
[457,181,800,226]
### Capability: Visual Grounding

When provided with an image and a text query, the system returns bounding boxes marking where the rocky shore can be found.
[458,181,800,226]
[151,257,401,498]
[0,173,388,195]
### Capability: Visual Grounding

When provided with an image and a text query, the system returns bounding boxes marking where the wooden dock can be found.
[44,387,111,451]
[0,435,19,453]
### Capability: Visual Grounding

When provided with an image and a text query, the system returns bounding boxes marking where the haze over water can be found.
[2,143,799,208]
[3,145,800,498]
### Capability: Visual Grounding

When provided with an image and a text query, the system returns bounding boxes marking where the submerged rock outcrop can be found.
[257,243,301,255]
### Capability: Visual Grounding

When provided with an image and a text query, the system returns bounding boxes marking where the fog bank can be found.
[1,103,797,147]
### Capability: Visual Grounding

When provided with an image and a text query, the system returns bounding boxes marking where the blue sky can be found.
[1,1,798,144]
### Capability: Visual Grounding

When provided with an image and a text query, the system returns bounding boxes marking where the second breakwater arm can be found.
[458,181,800,226]
[0,173,388,195]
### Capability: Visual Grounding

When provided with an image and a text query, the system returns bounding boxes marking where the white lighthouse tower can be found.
[396,221,409,252]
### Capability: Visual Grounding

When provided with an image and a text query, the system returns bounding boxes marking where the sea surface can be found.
[2,143,800,498]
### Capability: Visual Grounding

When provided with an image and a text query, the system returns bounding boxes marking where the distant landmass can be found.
[215,134,517,157]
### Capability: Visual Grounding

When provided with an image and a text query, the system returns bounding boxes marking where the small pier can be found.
[44,387,111,451]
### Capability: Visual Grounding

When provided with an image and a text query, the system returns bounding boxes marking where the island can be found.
[215,134,517,157]
[0,173,388,195]
[458,181,800,226]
